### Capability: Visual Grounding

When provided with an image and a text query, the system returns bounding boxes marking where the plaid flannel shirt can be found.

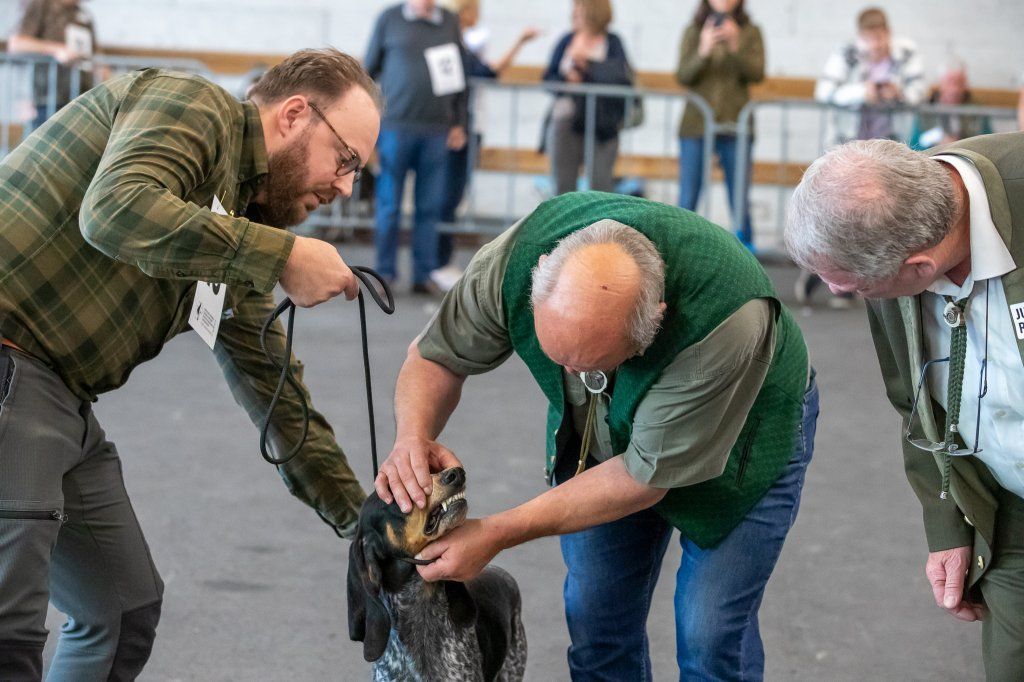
[0,69,365,536]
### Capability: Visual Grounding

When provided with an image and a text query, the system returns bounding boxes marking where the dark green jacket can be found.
[675,22,764,137]
[867,132,1024,586]
[502,192,808,548]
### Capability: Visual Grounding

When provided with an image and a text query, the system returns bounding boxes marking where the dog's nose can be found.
[441,467,465,487]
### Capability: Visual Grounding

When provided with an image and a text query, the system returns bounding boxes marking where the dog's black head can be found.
[347,466,477,662]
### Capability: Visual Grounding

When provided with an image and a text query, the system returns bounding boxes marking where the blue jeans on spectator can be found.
[438,134,479,269]
[679,135,754,247]
[559,375,819,681]
[374,127,448,285]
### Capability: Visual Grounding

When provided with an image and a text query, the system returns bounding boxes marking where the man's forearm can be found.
[394,343,467,440]
[8,35,66,58]
[489,456,668,549]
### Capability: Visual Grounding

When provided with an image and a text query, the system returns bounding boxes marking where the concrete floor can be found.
[40,245,983,681]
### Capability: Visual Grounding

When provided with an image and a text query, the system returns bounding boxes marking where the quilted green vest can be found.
[502,192,809,547]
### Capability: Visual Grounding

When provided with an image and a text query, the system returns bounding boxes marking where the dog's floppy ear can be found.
[347,527,392,662]
[443,580,478,629]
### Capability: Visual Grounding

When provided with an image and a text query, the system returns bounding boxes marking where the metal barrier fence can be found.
[0,53,1018,255]
[733,99,1019,256]
[456,78,716,233]
[317,78,718,238]
[0,53,211,157]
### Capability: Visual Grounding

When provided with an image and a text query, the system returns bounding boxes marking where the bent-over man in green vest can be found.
[786,133,1024,679]
[375,192,818,680]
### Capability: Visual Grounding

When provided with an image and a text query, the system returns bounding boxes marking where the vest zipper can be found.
[736,418,761,486]
[0,509,68,523]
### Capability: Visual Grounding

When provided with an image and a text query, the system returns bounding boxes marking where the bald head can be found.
[531,220,666,372]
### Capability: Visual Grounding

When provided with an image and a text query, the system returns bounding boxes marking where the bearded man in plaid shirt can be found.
[0,48,380,678]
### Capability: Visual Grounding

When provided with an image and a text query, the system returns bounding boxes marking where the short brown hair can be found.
[857,7,888,32]
[575,0,613,34]
[248,48,382,112]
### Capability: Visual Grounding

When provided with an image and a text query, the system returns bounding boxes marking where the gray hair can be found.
[785,139,959,280]
[531,220,666,351]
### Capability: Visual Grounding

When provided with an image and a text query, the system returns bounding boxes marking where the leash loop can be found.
[259,266,394,471]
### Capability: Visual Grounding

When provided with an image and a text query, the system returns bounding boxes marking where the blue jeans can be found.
[560,376,819,681]
[437,134,480,269]
[679,135,754,246]
[374,127,448,284]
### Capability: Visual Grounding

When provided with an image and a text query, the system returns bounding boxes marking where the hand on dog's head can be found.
[347,466,477,662]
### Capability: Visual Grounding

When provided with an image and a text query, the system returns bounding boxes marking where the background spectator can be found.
[8,0,98,131]
[364,0,468,294]
[815,6,926,145]
[908,59,992,150]
[1018,71,1024,130]
[801,6,926,309]
[541,0,633,196]
[432,0,537,291]
[675,0,764,250]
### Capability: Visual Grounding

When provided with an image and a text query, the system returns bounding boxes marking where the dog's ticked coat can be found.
[348,467,526,681]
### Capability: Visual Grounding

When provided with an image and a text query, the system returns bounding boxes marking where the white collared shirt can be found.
[402,3,443,24]
[922,154,1024,498]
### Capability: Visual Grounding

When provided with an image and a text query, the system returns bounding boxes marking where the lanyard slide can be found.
[258,267,395,476]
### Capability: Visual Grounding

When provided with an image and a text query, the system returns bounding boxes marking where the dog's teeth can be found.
[441,501,448,512]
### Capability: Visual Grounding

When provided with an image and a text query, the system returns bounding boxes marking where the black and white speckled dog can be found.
[347,466,526,681]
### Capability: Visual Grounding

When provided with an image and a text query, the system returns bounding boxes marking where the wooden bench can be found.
[481,66,1018,188]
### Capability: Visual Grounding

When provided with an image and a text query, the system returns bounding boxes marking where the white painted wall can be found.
[2,0,1021,246]
[2,0,1020,86]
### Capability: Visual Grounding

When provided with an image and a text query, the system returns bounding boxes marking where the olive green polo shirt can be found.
[418,220,777,488]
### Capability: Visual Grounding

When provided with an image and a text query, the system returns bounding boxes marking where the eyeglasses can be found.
[905,355,987,456]
[308,101,363,183]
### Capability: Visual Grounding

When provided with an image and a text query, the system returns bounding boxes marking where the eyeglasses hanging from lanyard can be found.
[904,280,990,498]
[257,266,395,478]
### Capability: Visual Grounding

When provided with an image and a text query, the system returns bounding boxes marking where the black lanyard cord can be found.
[258,266,395,473]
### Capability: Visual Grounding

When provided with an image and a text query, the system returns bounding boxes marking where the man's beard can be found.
[259,130,314,228]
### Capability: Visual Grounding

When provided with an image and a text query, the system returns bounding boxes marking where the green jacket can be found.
[675,21,764,137]
[867,132,1024,587]
[0,70,363,537]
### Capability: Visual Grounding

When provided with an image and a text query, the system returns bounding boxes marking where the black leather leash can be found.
[258,273,437,564]
[258,266,395,476]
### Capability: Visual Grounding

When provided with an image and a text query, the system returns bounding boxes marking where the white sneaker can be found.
[794,271,814,306]
[429,265,464,292]
[828,294,855,310]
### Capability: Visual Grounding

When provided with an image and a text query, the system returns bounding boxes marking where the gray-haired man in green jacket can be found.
[786,133,1024,679]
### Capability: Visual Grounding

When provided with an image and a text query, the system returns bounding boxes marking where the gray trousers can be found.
[978,487,1024,681]
[547,101,620,196]
[0,347,163,681]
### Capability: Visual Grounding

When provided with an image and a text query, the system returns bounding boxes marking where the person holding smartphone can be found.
[675,0,764,250]
[798,7,927,309]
